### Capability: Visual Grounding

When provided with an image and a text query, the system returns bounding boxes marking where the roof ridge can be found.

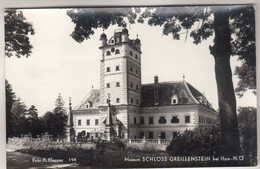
[141,80,184,86]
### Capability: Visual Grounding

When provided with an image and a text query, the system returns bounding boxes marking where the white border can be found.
[0,0,259,169]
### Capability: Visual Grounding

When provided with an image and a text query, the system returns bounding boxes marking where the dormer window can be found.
[171,95,178,105]
[85,101,92,109]
[106,51,111,56]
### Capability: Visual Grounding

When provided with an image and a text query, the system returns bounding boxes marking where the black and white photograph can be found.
[4,5,257,168]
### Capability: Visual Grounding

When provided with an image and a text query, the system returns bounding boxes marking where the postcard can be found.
[5,5,257,168]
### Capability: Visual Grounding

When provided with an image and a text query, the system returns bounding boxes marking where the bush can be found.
[127,142,167,151]
[166,127,223,156]
[96,138,126,150]
[7,136,95,151]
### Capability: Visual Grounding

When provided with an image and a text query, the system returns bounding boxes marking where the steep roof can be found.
[74,82,214,111]
[141,81,214,110]
[73,89,101,110]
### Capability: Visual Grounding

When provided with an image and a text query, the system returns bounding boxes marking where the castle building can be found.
[71,28,218,141]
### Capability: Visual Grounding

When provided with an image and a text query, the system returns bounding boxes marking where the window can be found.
[159,117,167,124]
[130,82,133,88]
[106,51,111,56]
[149,132,153,139]
[95,133,99,138]
[116,82,120,87]
[136,69,138,74]
[135,54,138,59]
[171,116,179,123]
[115,65,120,71]
[116,98,120,103]
[130,50,133,56]
[140,132,144,139]
[185,116,190,123]
[140,117,144,124]
[136,99,139,104]
[131,98,133,103]
[106,83,110,88]
[134,117,136,124]
[86,119,90,126]
[136,85,139,90]
[160,132,166,139]
[115,49,120,54]
[130,67,133,72]
[149,117,154,124]
[171,95,178,104]
[111,47,115,53]
[78,120,81,126]
[95,119,99,125]
[111,40,114,44]
[106,67,110,72]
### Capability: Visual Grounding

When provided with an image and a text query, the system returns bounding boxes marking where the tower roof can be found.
[100,33,107,39]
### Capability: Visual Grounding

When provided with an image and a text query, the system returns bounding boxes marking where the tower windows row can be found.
[129,50,139,60]
[106,82,121,88]
[130,66,139,75]
[106,66,120,72]
[106,49,120,56]
[130,98,139,104]
[130,82,139,91]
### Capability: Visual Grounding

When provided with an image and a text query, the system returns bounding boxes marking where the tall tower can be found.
[99,28,142,106]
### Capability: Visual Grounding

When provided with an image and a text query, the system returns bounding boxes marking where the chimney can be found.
[154,76,159,105]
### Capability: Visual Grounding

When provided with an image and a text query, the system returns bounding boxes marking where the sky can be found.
[5,8,257,116]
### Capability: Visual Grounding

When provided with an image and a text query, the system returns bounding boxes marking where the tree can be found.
[167,127,223,156]
[10,98,27,137]
[54,93,67,115]
[43,94,67,138]
[25,105,40,137]
[67,8,137,42]
[5,9,35,58]
[237,107,257,165]
[67,5,255,155]
[6,80,16,139]
[27,105,38,119]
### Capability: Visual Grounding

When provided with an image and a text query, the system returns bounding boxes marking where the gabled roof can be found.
[140,81,214,110]
[73,89,100,110]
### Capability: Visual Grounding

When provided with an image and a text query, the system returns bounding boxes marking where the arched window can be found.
[115,49,120,54]
[106,51,111,56]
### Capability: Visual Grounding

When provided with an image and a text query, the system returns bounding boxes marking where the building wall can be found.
[129,105,199,139]
[73,111,101,137]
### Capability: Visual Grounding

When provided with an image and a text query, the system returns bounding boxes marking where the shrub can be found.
[7,136,95,151]
[127,142,166,151]
[166,127,223,156]
[96,138,126,150]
